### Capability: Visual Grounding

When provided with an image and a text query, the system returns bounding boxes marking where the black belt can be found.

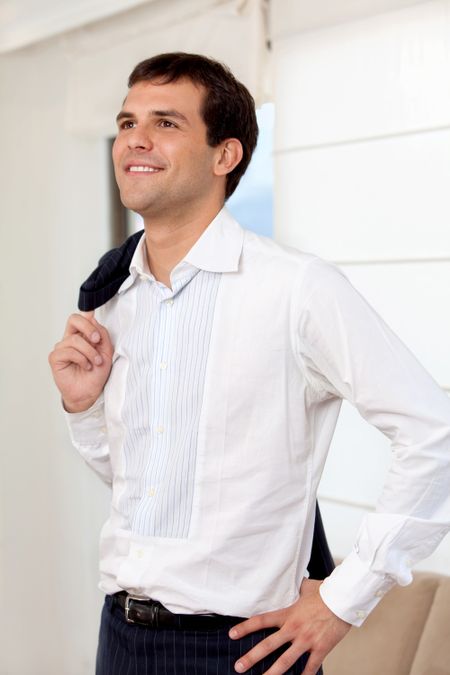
[114,592,243,630]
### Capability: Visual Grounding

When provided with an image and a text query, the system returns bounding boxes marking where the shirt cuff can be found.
[64,394,107,447]
[319,550,396,626]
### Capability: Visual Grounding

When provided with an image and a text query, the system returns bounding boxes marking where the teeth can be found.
[128,166,161,172]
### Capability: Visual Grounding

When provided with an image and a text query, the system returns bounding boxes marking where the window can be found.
[227,102,274,238]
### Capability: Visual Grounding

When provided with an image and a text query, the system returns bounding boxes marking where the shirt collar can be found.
[117,232,148,294]
[183,206,244,273]
[118,206,244,294]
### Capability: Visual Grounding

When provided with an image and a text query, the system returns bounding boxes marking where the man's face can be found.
[112,78,221,221]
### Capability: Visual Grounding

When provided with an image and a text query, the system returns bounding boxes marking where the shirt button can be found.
[356,610,366,620]
[148,488,156,497]
[165,299,174,306]
[156,426,164,434]
[375,591,383,598]
[93,410,102,419]
[100,426,107,434]
[139,274,147,281]
[160,362,168,370]
[136,549,144,559]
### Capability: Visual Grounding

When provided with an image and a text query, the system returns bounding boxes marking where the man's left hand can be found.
[228,578,351,675]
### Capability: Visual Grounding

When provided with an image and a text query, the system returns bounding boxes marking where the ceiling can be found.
[0,0,152,53]
[0,0,433,54]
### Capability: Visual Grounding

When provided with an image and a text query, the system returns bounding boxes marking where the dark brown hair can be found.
[128,52,258,199]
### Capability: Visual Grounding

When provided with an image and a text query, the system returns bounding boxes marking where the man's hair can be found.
[128,52,259,200]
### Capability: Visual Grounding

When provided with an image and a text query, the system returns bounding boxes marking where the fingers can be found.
[234,638,323,675]
[261,643,308,675]
[230,609,285,639]
[91,317,114,359]
[52,346,94,372]
[63,313,100,342]
[302,652,324,675]
[59,313,113,363]
[49,313,114,380]
[49,313,114,413]
[52,334,104,370]
[232,630,286,673]
[229,588,349,675]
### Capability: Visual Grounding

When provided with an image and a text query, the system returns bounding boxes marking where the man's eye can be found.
[158,120,176,128]
[120,121,135,130]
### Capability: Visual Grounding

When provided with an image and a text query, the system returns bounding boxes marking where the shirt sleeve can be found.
[297,259,450,626]
[64,394,112,485]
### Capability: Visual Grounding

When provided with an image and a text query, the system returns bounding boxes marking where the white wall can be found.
[272,0,450,574]
[0,37,111,675]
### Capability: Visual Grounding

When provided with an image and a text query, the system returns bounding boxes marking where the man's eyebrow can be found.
[151,109,189,123]
[116,110,134,123]
[115,109,189,124]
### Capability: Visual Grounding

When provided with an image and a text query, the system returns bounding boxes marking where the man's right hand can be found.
[48,312,114,413]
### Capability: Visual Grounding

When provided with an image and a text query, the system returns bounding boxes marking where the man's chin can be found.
[119,195,155,216]
[122,202,170,225]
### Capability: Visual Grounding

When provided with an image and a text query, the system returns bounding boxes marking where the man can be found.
[49,53,450,675]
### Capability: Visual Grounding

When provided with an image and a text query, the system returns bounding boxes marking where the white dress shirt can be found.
[66,207,450,626]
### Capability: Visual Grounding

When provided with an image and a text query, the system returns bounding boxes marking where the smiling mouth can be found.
[127,166,163,173]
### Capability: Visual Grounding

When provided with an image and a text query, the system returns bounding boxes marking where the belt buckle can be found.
[124,595,159,627]
[124,595,146,625]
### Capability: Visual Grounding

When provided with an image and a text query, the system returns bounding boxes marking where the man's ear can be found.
[213,139,244,177]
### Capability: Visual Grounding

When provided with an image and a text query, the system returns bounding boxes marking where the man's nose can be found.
[127,127,154,151]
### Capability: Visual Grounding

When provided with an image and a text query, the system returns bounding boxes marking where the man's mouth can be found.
[126,165,163,173]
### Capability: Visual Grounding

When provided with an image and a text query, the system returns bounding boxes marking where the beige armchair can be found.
[323,570,450,675]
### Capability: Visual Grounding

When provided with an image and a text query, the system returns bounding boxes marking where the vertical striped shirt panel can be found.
[120,266,220,539]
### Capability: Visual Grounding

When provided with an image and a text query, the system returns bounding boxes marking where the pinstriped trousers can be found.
[96,595,324,675]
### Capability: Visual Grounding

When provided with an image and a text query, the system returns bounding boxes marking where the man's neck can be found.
[143,204,223,288]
